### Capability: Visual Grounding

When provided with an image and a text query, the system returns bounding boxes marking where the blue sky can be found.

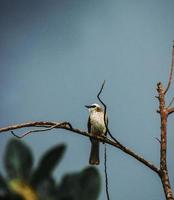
[0,0,174,199]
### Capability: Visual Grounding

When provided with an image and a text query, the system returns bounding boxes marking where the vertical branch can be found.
[157,82,174,200]
[157,83,167,171]
[156,42,174,200]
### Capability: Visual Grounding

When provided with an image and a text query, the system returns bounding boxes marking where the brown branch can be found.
[164,41,174,94]
[157,82,174,200]
[0,121,160,174]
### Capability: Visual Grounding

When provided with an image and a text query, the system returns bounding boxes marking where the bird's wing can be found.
[88,116,93,142]
[104,113,108,136]
[87,116,91,133]
[105,114,108,125]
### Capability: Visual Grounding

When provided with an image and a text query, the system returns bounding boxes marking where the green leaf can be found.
[4,139,33,180]
[36,176,57,200]
[57,167,101,200]
[31,144,66,186]
[79,167,101,200]
[57,173,81,200]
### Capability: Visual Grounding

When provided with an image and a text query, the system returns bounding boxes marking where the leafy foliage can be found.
[31,144,66,187]
[57,167,101,200]
[0,139,101,200]
[4,139,33,180]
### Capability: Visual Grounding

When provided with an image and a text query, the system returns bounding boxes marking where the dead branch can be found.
[157,82,174,200]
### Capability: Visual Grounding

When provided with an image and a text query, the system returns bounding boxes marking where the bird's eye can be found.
[91,105,96,108]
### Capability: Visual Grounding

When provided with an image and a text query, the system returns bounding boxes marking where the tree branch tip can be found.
[157,82,162,86]
[155,137,161,144]
[97,80,106,99]
[11,131,21,139]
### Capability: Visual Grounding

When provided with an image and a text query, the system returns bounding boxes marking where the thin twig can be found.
[10,122,72,138]
[155,137,161,144]
[167,97,174,108]
[97,81,121,145]
[164,41,174,94]
[104,143,110,200]
[97,80,110,200]
[11,124,60,138]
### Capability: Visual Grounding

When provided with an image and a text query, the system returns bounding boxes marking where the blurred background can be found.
[0,0,174,199]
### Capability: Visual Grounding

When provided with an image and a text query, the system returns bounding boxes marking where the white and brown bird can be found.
[85,103,107,165]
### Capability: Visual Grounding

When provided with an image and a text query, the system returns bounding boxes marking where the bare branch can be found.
[164,41,174,95]
[11,124,61,138]
[157,82,174,199]
[97,81,120,145]
[0,121,160,174]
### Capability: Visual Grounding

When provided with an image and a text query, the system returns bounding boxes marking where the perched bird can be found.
[85,103,107,165]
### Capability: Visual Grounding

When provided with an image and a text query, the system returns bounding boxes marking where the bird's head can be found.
[85,103,103,113]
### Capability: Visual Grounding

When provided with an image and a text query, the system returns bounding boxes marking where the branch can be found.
[0,121,160,174]
[11,123,67,138]
[164,41,174,94]
[168,107,174,116]
[97,81,120,145]
[157,82,174,200]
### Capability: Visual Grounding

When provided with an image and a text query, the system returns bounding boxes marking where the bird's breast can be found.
[90,112,106,134]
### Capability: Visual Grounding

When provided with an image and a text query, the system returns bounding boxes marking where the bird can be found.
[85,103,107,165]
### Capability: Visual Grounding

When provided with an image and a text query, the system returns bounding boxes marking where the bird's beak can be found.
[85,105,91,109]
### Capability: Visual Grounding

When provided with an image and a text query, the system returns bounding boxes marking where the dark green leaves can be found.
[80,167,101,200]
[31,144,66,186]
[2,139,101,200]
[57,167,101,200]
[4,139,33,180]
[36,177,57,200]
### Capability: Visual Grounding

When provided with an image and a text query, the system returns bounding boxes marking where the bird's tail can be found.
[89,139,100,165]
